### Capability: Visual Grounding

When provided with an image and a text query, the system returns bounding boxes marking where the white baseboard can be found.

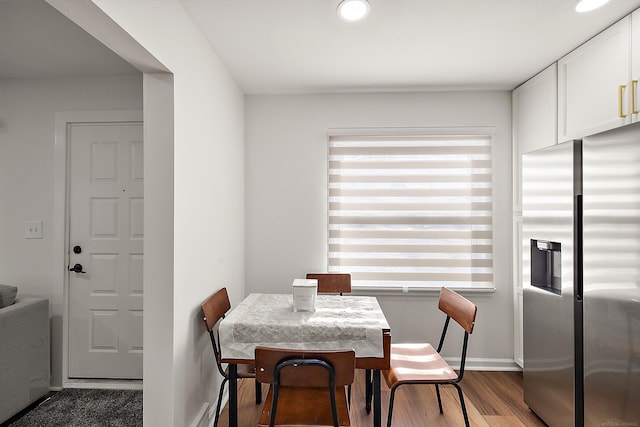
[191,389,229,427]
[190,402,211,427]
[445,357,522,371]
[63,379,143,390]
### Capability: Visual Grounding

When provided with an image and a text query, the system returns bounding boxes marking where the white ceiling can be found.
[3,0,640,93]
[0,0,138,79]
[183,0,640,93]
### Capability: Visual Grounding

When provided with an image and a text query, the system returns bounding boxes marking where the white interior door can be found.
[68,122,143,379]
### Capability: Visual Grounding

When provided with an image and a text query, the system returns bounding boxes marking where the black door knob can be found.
[69,263,87,274]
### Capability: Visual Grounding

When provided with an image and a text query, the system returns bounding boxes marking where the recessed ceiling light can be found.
[575,0,610,13]
[337,0,370,22]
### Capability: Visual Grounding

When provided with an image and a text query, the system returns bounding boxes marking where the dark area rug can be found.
[4,389,142,427]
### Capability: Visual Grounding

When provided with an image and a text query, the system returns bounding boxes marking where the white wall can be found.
[141,72,176,426]
[7,4,515,425]
[245,91,516,368]
[0,75,143,386]
[85,2,246,426]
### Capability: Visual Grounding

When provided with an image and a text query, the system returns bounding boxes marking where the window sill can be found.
[350,285,496,297]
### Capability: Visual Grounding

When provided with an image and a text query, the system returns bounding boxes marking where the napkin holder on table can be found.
[292,278,318,312]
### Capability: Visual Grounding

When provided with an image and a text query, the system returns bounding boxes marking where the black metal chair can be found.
[255,346,355,427]
[382,287,478,427]
[200,287,262,427]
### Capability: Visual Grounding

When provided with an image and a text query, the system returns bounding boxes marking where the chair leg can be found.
[365,369,372,413]
[213,377,228,427]
[435,384,444,414]
[386,386,398,427]
[453,383,470,427]
[329,383,339,427]
[255,379,262,404]
[269,384,280,427]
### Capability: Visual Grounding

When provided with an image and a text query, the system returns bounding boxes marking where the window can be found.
[327,130,493,291]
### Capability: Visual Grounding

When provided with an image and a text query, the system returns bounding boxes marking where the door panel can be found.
[582,125,640,426]
[522,141,576,427]
[558,17,631,141]
[68,122,143,379]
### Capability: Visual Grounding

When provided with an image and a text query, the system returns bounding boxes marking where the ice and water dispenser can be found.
[530,239,562,295]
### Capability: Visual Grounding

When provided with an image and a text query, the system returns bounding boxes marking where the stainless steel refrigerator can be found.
[522,123,640,427]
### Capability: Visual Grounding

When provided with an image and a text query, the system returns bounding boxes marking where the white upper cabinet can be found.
[512,63,558,212]
[558,16,631,142]
[513,64,558,155]
[631,9,640,121]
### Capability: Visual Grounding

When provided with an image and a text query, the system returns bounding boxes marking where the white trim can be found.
[190,402,212,427]
[327,126,497,137]
[350,286,496,296]
[446,357,522,372]
[64,379,143,390]
[53,110,143,387]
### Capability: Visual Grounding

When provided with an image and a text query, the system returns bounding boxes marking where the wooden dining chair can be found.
[382,287,478,427]
[255,346,356,427]
[200,287,262,427]
[306,273,351,295]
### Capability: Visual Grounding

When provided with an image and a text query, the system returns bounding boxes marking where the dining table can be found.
[219,292,391,427]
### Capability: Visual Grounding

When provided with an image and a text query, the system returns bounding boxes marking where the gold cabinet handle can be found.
[632,80,639,115]
[619,84,628,118]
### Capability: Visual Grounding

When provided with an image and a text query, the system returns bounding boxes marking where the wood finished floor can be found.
[217,370,548,427]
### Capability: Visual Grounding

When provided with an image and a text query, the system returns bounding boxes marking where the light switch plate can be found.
[25,220,43,239]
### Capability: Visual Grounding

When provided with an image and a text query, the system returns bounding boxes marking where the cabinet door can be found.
[512,65,556,369]
[558,16,631,142]
[513,216,524,368]
[512,63,557,212]
[631,9,640,122]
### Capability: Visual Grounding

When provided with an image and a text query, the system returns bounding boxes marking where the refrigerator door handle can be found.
[575,194,583,302]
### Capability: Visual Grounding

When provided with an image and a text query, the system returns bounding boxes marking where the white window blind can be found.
[328,133,493,290]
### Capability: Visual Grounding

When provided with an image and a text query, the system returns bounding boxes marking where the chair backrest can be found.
[201,287,231,332]
[255,346,355,388]
[200,287,231,371]
[438,287,477,334]
[306,273,351,294]
[436,287,478,380]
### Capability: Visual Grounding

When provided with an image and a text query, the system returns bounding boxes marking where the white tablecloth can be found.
[219,293,390,360]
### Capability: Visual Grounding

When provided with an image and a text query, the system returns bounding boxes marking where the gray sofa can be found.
[0,297,50,424]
